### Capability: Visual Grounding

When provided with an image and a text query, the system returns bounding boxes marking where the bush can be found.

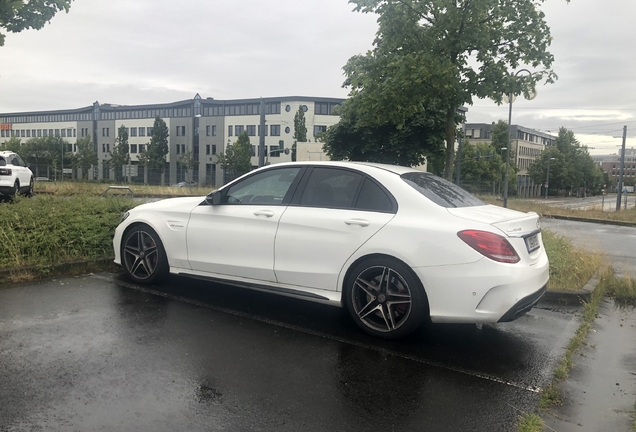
[0,195,136,269]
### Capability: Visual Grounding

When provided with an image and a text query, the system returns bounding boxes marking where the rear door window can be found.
[402,172,485,208]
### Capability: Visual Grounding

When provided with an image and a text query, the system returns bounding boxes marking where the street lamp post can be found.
[503,69,536,208]
[545,157,555,199]
[499,147,507,195]
[616,125,627,211]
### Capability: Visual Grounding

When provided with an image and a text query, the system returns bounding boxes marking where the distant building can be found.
[0,94,344,186]
[464,123,555,197]
[592,148,636,183]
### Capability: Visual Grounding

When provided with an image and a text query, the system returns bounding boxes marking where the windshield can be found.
[401,172,485,208]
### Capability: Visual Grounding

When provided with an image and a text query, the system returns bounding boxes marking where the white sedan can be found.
[113,162,549,339]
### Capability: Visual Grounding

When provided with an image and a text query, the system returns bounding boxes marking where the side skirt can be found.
[170,267,344,307]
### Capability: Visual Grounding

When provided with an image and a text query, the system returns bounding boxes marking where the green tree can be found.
[138,117,169,184]
[323,97,446,166]
[177,149,197,182]
[108,125,130,181]
[490,120,510,152]
[217,131,252,176]
[293,107,307,142]
[70,135,98,179]
[1,136,23,155]
[527,128,602,196]
[344,0,562,180]
[0,0,73,46]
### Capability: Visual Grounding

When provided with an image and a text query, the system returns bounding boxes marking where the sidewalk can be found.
[542,299,636,431]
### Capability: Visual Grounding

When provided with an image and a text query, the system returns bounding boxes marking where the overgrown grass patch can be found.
[516,413,544,432]
[481,196,636,225]
[0,195,136,269]
[542,230,602,292]
[35,180,213,198]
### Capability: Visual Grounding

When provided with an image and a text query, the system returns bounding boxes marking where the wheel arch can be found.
[120,221,171,266]
[340,253,430,315]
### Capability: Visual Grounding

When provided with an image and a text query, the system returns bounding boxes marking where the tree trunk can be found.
[443,106,456,180]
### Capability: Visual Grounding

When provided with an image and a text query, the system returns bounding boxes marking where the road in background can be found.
[0,272,580,432]
[540,218,636,277]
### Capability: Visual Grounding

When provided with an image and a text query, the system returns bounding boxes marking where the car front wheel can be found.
[345,258,428,339]
[122,224,169,284]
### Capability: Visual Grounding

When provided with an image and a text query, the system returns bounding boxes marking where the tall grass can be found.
[35,180,213,197]
[542,230,602,291]
[481,196,636,225]
[0,195,135,269]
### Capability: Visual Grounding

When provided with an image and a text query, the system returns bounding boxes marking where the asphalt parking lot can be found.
[0,272,581,431]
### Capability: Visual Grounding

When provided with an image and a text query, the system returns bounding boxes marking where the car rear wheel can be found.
[26,177,34,197]
[122,224,169,284]
[345,258,428,339]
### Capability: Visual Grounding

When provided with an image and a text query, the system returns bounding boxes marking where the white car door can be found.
[274,167,396,291]
[11,154,30,187]
[187,166,302,282]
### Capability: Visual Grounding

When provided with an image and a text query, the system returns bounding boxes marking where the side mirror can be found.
[205,190,221,205]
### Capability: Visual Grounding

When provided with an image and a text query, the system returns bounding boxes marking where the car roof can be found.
[265,160,422,176]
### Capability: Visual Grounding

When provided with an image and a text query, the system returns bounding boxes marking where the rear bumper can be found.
[498,285,546,322]
[412,248,549,324]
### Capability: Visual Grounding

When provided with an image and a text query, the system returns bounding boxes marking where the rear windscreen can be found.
[401,172,485,208]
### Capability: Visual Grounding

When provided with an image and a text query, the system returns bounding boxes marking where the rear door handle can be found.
[254,210,275,217]
[345,218,370,227]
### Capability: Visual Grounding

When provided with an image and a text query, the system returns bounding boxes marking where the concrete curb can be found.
[539,271,600,306]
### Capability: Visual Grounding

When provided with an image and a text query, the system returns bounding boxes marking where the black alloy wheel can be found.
[345,258,428,339]
[122,224,169,284]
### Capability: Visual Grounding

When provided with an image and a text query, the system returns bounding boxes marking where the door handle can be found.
[345,218,370,227]
[254,210,275,217]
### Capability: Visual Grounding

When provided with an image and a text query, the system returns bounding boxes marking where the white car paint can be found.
[113,161,549,337]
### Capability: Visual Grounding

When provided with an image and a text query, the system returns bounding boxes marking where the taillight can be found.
[0,168,11,176]
[457,230,520,263]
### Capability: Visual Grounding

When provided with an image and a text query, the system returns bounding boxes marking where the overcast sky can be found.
[1,0,634,154]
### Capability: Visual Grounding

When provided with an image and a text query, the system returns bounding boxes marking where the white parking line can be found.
[93,273,543,394]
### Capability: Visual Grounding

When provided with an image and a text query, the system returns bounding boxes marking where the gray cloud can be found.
[1,0,634,154]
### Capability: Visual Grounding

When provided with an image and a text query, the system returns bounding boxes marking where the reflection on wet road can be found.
[0,272,580,431]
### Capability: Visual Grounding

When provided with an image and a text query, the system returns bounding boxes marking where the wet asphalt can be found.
[0,271,581,431]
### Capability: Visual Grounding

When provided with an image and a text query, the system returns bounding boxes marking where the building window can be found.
[246,125,256,136]
[176,144,181,154]
[129,144,137,153]
[49,129,53,136]
[212,145,217,155]
[130,127,137,137]
[206,125,211,136]
[235,125,244,135]
[43,130,48,137]
[228,125,233,136]
[139,144,146,153]
[139,127,145,137]
[37,129,42,137]
[315,102,329,115]
[285,126,290,134]
[206,145,211,155]
[26,130,31,138]
[211,125,216,136]
[61,129,66,137]
[313,125,327,136]
[147,127,153,136]
[270,125,281,136]
[251,145,256,157]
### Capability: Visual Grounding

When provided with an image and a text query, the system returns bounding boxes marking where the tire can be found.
[12,180,19,197]
[121,224,169,284]
[344,257,429,339]
[25,177,34,197]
